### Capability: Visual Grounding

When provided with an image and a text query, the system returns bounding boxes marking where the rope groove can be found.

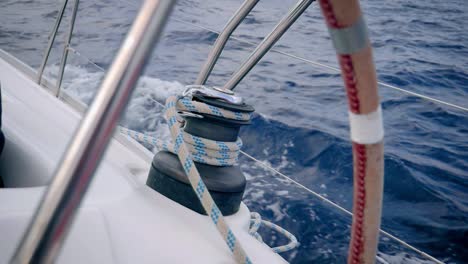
[177,97,252,121]
[351,143,367,263]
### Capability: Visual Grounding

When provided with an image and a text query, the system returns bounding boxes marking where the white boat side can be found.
[0,49,287,264]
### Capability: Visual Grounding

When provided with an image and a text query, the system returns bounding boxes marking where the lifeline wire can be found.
[117,0,467,113]
[239,151,444,264]
[68,33,468,114]
[171,18,468,113]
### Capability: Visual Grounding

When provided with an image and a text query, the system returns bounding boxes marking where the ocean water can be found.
[1,0,467,263]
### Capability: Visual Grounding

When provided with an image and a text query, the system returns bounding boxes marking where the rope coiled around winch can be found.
[119,94,299,262]
[158,95,252,263]
[119,126,242,166]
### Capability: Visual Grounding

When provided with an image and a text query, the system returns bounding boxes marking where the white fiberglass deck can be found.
[0,49,286,263]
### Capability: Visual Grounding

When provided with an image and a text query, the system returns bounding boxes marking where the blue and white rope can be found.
[164,95,252,263]
[249,212,299,253]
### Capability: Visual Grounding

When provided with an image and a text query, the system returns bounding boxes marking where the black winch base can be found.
[147,153,245,215]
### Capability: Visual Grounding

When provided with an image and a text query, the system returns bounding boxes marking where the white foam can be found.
[44,64,185,145]
[266,201,285,222]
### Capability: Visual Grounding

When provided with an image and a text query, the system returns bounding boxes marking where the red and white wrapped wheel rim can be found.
[318,0,384,263]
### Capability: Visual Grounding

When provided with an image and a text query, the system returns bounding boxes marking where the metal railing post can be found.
[55,0,80,97]
[194,0,259,85]
[36,0,69,84]
[10,0,175,263]
[223,0,315,90]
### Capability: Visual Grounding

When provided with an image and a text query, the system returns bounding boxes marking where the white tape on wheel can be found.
[348,106,384,144]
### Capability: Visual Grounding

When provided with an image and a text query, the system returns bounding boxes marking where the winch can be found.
[147,85,254,215]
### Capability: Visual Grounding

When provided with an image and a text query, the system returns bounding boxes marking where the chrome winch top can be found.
[182,85,243,105]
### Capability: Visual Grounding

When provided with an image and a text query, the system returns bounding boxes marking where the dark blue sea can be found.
[1,0,467,263]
